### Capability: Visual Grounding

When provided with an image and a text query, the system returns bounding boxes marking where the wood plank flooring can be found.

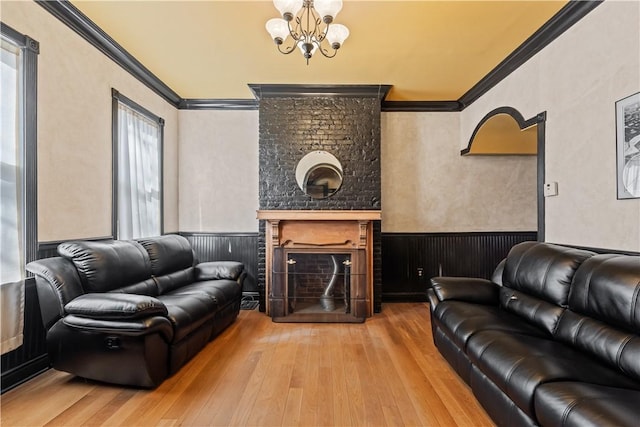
[0,303,493,426]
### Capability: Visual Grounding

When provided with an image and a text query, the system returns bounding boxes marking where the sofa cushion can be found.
[433,301,547,350]
[195,261,244,281]
[466,330,639,418]
[534,382,640,427]
[499,287,567,336]
[567,254,640,332]
[65,293,168,320]
[156,292,218,343]
[556,310,640,382]
[58,240,152,293]
[137,235,196,294]
[502,242,594,306]
[136,235,195,276]
[499,242,594,334]
[554,254,640,382]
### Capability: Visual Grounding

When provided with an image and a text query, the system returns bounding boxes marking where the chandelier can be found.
[266,0,350,64]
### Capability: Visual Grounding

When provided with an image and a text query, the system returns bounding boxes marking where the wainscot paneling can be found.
[1,278,48,393]
[381,231,538,302]
[180,232,259,296]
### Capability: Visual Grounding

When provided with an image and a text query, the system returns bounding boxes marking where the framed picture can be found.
[616,92,640,199]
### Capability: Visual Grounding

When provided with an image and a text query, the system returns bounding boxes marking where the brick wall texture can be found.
[258,95,382,312]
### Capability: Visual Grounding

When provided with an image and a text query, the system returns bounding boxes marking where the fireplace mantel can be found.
[257,210,381,320]
[257,210,381,221]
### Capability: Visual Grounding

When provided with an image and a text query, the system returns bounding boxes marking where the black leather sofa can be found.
[26,234,245,388]
[427,241,640,426]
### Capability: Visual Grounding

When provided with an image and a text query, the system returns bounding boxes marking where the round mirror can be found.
[295,151,343,199]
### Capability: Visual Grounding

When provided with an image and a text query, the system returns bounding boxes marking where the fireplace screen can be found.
[271,248,366,323]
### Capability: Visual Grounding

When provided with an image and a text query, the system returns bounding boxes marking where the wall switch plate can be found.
[544,182,558,197]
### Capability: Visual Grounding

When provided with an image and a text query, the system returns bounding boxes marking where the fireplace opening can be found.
[271,247,367,323]
[287,253,351,315]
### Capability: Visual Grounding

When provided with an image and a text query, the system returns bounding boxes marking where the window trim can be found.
[1,22,38,272]
[111,88,164,239]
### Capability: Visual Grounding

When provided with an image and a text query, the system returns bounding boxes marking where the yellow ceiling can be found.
[70,0,568,101]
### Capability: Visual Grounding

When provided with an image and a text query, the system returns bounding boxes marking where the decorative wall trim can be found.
[382,101,462,112]
[35,0,181,107]
[461,106,543,155]
[457,0,603,108]
[0,279,49,394]
[381,231,538,302]
[36,0,602,111]
[249,84,392,100]
[178,99,258,110]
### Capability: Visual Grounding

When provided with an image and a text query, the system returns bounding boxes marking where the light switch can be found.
[544,182,558,197]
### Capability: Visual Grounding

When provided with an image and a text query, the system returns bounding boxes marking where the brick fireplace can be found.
[252,84,389,316]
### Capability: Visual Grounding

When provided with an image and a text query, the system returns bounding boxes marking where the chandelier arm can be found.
[277,42,299,55]
[316,44,338,58]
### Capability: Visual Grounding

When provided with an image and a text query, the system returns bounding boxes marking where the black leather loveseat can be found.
[428,241,640,426]
[26,234,245,388]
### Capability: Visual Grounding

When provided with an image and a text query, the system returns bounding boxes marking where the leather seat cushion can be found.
[467,330,640,418]
[534,382,640,427]
[433,301,547,349]
[168,280,240,306]
[157,293,218,343]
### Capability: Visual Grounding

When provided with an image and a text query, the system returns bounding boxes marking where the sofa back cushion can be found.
[556,254,640,381]
[499,242,594,334]
[58,240,152,293]
[136,235,195,294]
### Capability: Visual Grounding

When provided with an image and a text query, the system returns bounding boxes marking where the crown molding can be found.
[36,0,181,107]
[37,0,602,111]
[382,101,462,112]
[178,99,258,110]
[249,84,392,100]
[458,0,603,109]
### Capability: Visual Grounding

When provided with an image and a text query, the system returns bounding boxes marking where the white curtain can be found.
[117,103,161,240]
[1,39,25,354]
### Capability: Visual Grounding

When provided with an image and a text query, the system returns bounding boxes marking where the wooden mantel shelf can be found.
[257,210,381,221]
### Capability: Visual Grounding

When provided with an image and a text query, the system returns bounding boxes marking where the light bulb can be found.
[325,24,349,49]
[266,18,290,44]
[273,0,303,20]
[313,0,343,22]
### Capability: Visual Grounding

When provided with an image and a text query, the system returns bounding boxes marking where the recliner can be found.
[428,241,640,426]
[27,234,245,388]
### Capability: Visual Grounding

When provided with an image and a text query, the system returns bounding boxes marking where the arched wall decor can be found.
[462,106,541,155]
[463,106,547,241]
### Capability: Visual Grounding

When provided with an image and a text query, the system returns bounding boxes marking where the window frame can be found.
[111,88,164,240]
[1,22,38,277]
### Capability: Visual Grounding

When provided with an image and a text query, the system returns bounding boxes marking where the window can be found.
[0,24,37,285]
[1,23,38,354]
[112,89,164,240]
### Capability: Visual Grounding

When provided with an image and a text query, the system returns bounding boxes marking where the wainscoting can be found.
[381,231,538,301]
[179,232,259,296]
[0,278,48,393]
[2,231,532,392]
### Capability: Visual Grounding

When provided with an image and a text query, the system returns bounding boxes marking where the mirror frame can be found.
[295,151,344,199]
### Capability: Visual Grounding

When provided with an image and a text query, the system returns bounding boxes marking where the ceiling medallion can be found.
[266,0,349,64]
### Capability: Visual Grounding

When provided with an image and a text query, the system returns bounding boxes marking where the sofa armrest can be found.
[62,315,173,342]
[65,293,168,320]
[195,261,244,281]
[430,277,500,305]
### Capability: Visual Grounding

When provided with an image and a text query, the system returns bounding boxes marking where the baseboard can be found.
[1,354,50,394]
[382,292,429,303]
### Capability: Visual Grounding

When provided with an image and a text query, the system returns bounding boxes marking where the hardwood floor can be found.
[0,303,493,426]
